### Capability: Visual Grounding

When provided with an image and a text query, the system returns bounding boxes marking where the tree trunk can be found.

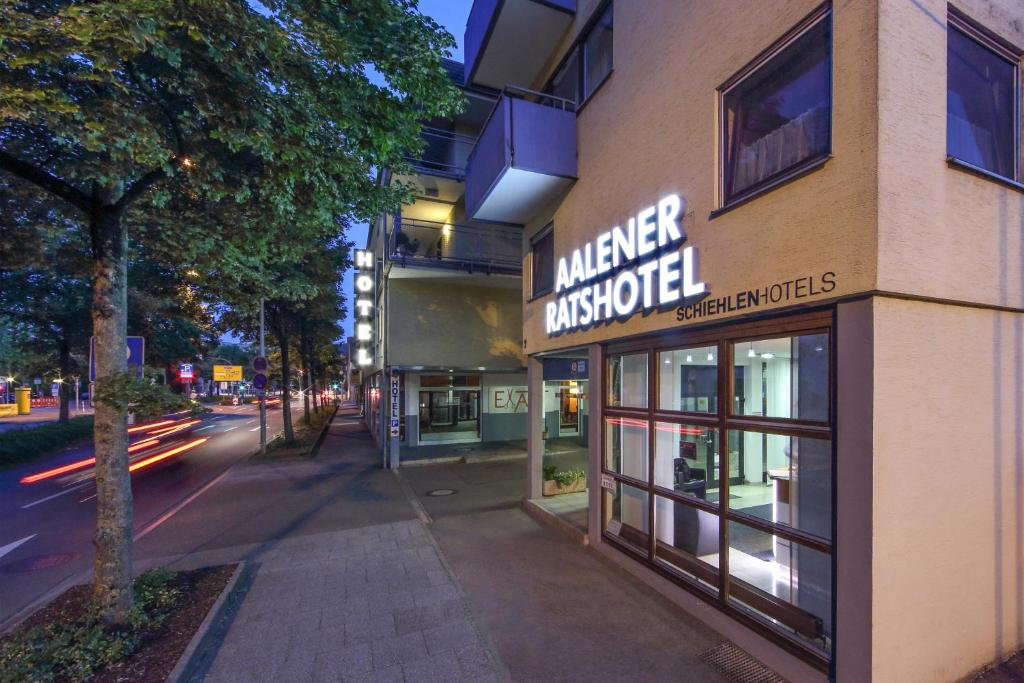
[278,329,294,443]
[58,338,70,424]
[90,206,133,625]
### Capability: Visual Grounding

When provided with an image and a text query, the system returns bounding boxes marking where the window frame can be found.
[600,308,835,672]
[946,10,1023,184]
[530,223,555,299]
[716,4,834,211]
[542,0,614,112]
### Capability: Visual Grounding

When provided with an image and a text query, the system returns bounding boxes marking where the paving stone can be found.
[401,652,466,682]
[422,620,479,655]
[314,642,374,680]
[370,631,430,669]
[455,644,495,679]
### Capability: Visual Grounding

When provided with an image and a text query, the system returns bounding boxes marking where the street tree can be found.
[0,0,461,623]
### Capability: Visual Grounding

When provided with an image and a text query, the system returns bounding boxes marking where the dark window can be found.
[543,2,612,107]
[531,226,554,297]
[947,19,1020,180]
[722,12,831,205]
[549,47,579,106]
[583,4,613,100]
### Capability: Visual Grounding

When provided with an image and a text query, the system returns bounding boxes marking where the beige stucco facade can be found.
[512,0,1024,681]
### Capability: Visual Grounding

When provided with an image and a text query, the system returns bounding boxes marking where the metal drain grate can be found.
[700,642,787,683]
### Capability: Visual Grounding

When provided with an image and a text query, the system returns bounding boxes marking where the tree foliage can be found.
[1,0,462,623]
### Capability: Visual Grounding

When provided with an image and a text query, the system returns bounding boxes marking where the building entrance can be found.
[417,374,481,443]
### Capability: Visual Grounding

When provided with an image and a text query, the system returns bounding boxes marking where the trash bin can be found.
[15,387,31,415]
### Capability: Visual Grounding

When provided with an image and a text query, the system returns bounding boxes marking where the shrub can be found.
[0,569,182,683]
[0,416,94,467]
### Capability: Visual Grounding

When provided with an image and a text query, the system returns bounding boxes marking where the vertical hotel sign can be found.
[389,370,400,437]
[354,249,374,366]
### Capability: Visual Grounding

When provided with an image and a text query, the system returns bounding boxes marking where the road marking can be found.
[246,419,255,425]
[249,426,261,432]
[21,483,88,509]
[134,467,231,541]
[79,493,96,503]
[222,426,237,432]
[0,534,37,561]
[196,424,216,431]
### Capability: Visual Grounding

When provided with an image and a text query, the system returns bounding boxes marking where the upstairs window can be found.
[947,15,1020,181]
[531,225,555,298]
[549,47,580,106]
[583,4,613,100]
[544,2,613,108]
[721,9,832,206]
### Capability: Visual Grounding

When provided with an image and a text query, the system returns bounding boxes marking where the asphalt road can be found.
[0,400,295,629]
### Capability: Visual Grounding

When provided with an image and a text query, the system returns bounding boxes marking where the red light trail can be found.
[128,438,208,473]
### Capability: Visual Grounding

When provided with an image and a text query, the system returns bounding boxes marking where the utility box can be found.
[15,387,31,414]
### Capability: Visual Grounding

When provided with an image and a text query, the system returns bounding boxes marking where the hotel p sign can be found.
[354,249,374,366]
[546,194,707,336]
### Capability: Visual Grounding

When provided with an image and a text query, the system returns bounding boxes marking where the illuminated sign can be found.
[354,249,374,366]
[213,365,243,382]
[546,194,707,336]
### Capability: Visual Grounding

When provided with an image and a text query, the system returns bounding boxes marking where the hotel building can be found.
[360,60,529,466]
[451,0,1020,680]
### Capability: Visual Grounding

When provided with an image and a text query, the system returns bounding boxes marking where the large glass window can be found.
[721,11,831,205]
[583,4,613,100]
[603,314,833,661]
[531,226,554,297]
[659,345,718,413]
[731,333,829,421]
[607,352,647,408]
[947,18,1020,180]
[654,423,719,505]
[605,417,648,481]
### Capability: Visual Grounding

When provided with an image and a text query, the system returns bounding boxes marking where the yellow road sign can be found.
[213,365,243,382]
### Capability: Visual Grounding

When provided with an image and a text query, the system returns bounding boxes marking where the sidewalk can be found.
[136,405,755,682]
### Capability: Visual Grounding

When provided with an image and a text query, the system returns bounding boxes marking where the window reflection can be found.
[658,345,718,413]
[731,333,828,421]
[948,24,1018,179]
[722,14,831,202]
[604,480,649,553]
[604,417,648,481]
[608,352,647,408]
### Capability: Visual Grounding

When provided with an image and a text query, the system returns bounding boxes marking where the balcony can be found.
[390,218,522,276]
[465,0,575,90]
[465,87,576,224]
[406,127,477,180]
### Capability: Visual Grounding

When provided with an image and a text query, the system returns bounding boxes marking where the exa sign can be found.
[354,249,375,366]
[546,194,707,335]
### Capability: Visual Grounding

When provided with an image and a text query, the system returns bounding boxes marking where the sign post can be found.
[257,297,267,454]
[388,368,400,468]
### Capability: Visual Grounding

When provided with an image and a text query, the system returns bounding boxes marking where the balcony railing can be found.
[464,86,577,224]
[406,127,477,179]
[390,218,522,275]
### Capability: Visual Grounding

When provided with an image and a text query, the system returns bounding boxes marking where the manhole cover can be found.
[4,552,80,573]
[425,489,457,497]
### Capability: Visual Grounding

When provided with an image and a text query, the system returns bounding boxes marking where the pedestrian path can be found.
[204,520,502,682]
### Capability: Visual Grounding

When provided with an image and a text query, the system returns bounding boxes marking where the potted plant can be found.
[542,465,586,496]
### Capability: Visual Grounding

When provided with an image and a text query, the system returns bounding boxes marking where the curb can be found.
[521,498,589,546]
[166,561,248,683]
[309,404,339,458]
